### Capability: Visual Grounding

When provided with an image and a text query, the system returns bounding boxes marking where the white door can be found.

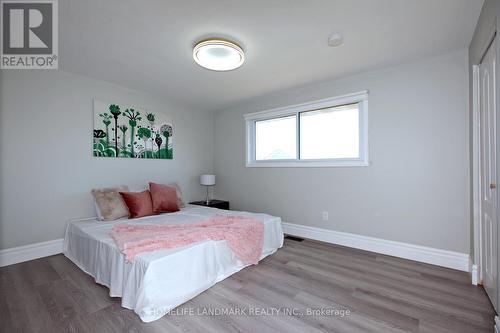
[479,38,498,311]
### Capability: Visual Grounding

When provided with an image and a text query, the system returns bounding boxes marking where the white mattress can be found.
[63,205,284,322]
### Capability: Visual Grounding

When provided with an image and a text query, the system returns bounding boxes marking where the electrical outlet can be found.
[322,211,329,221]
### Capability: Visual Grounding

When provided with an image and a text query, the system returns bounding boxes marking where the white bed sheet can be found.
[63,205,284,322]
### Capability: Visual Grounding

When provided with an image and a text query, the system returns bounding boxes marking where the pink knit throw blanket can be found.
[110,215,264,265]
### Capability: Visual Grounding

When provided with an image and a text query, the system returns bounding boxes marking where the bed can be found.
[63,204,284,322]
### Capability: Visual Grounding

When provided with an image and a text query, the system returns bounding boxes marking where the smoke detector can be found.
[328,33,343,47]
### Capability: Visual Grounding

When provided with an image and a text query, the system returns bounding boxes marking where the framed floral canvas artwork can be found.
[93,100,173,159]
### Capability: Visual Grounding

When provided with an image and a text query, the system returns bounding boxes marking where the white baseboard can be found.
[0,224,472,273]
[281,223,470,272]
[470,262,479,285]
[0,239,64,267]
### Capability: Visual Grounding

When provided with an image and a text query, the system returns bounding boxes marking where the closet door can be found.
[479,38,498,311]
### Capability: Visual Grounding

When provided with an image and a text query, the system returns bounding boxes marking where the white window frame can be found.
[244,90,369,168]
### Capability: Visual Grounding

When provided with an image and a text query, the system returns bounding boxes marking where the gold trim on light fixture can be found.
[193,39,245,71]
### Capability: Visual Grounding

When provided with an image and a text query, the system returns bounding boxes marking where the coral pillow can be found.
[149,182,180,213]
[120,190,155,219]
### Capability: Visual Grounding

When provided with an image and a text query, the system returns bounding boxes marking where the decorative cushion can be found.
[91,185,129,221]
[149,182,180,213]
[168,182,185,208]
[120,190,155,219]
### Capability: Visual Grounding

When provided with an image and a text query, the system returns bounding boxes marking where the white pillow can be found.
[91,185,130,221]
[168,182,185,208]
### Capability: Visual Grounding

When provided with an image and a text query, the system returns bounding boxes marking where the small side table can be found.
[189,200,230,210]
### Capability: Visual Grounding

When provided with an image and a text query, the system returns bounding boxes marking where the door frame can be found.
[472,30,497,287]
[472,62,481,284]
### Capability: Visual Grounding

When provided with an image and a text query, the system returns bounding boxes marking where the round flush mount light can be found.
[193,39,245,71]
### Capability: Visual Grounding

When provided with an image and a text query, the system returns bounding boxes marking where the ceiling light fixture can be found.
[193,39,245,71]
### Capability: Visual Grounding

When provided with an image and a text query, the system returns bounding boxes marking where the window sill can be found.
[245,160,370,168]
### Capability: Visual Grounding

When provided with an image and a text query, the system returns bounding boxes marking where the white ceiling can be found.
[60,0,483,112]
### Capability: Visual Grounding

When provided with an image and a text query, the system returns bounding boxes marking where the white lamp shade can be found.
[200,174,215,186]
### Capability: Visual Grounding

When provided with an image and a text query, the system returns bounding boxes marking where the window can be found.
[245,91,369,167]
[300,104,359,159]
[255,115,297,160]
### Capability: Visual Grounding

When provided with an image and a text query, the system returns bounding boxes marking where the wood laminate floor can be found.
[0,238,496,333]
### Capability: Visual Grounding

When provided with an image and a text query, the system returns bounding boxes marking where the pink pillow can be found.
[149,182,180,213]
[120,190,155,219]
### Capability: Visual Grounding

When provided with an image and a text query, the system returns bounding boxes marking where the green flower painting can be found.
[93,100,173,159]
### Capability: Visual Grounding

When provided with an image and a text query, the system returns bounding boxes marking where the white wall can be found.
[0,70,213,249]
[213,49,470,253]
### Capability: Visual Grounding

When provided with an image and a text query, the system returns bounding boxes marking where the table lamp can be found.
[200,174,215,205]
